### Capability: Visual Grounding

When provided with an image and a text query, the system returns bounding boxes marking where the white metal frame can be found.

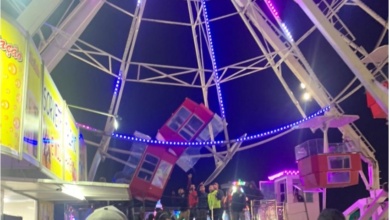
[4,0,387,216]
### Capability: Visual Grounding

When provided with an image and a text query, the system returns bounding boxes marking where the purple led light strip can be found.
[79,106,330,146]
[201,0,226,119]
[268,170,300,181]
[113,71,122,95]
[264,0,294,42]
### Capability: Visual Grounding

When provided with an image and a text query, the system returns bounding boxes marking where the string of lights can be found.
[264,0,294,42]
[113,70,122,96]
[77,123,101,133]
[201,0,226,119]
[110,106,330,146]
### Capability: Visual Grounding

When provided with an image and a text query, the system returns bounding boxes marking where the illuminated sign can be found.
[0,17,28,157]
[23,41,43,161]
[41,68,64,179]
[63,106,79,181]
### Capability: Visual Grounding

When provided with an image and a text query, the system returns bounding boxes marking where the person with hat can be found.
[86,205,128,220]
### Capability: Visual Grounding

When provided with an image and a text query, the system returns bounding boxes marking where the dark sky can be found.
[46,0,388,212]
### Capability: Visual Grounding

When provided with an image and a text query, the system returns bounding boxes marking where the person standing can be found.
[208,184,222,220]
[177,188,189,220]
[231,186,246,220]
[213,182,224,220]
[187,174,198,220]
[247,181,263,220]
[197,183,209,220]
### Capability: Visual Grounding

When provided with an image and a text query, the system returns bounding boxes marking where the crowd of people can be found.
[87,173,347,220]
[158,174,264,220]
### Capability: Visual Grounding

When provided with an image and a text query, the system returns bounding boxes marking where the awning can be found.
[1,177,130,202]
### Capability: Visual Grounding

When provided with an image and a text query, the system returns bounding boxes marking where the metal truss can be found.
[5,0,387,198]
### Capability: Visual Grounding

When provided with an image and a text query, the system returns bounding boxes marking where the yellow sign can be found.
[41,68,64,179]
[63,105,79,181]
[0,17,28,157]
[23,41,43,160]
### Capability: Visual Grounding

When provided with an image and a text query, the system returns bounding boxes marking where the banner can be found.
[63,104,79,181]
[23,40,43,161]
[0,17,28,157]
[41,68,64,179]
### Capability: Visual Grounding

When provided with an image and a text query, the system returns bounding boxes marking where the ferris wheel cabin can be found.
[122,98,221,202]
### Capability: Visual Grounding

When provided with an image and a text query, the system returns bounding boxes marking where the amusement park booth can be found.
[0,15,130,219]
[258,170,320,220]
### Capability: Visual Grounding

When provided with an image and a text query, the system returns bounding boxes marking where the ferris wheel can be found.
[3,0,387,214]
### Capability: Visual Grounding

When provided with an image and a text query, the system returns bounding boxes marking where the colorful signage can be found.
[41,68,64,179]
[63,105,79,181]
[0,17,28,157]
[1,16,84,182]
[23,41,43,160]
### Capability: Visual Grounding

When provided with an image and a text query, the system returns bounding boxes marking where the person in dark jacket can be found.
[231,186,246,220]
[247,181,263,220]
[197,183,209,220]
[176,188,189,220]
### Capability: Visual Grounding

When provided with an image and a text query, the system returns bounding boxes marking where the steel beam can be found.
[232,0,381,190]
[295,0,388,115]
[88,0,147,181]
[16,0,62,35]
[41,0,106,72]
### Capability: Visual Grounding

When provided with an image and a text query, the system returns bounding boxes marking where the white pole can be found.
[323,123,329,153]
[322,188,327,210]
[0,189,4,215]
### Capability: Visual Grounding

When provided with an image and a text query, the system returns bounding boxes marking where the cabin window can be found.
[137,154,159,182]
[327,171,350,184]
[179,115,204,141]
[167,107,191,131]
[151,160,173,189]
[328,155,351,170]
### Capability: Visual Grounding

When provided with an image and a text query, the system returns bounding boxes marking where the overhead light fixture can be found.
[61,184,85,200]
[300,83,306,89]
[302,92,311,101]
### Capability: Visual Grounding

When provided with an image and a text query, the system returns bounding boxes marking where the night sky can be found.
[45,0,388,212]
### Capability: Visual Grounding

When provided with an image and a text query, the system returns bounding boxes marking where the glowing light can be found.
[268,170,300,181]
[302,92,311,101]
[114,118,119,130]
[264,0,295,42]
[300,83,306,89]
[201,0,226,119]
[77,123,100,132]
[114,71,122,95]
[23,137,38,145]
[232,179,246,186]
[62,184,85,200]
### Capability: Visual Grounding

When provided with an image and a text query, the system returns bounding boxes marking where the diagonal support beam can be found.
[88,0,147,181]
[41,0,106,72]
[232,0,381,191]
[295,0,388,115]
[17,0,62,35]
